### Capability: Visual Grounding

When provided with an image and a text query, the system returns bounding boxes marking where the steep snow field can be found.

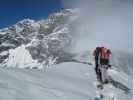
[0,62,133,100]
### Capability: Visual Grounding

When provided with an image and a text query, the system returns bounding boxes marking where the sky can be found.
[0,0,62,28]
[62,0,133,53]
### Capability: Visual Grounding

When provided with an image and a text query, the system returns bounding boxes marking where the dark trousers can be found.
[95,60,99,74]
[95,59,102,81]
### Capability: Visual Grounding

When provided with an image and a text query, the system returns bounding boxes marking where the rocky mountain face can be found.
[0,19,39,63]
[0,9,78,67]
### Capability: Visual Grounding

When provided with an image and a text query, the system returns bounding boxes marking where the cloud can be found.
[62,0,133,53]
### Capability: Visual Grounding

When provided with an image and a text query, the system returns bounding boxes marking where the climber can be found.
[93,47,102,81]
[99,47,111,83]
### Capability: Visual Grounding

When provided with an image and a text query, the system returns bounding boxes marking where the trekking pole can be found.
[58,59,93,66]
[77,61,93,65]
[70,59,93,65]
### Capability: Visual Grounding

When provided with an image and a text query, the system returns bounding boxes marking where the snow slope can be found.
[0,62,133,100]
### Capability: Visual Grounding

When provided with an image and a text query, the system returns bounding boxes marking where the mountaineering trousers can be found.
[100,65,109,83]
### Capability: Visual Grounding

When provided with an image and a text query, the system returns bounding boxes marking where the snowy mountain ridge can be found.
[0,9,79,68]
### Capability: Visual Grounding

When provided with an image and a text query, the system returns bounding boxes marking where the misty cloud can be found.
[62,0,133,53]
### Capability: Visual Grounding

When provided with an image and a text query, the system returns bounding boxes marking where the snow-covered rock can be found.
[0,9,78,67]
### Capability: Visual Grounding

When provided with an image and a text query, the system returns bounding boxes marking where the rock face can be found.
[0,9,78,67]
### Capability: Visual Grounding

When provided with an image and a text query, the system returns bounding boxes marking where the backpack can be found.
[100,47,111,59]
